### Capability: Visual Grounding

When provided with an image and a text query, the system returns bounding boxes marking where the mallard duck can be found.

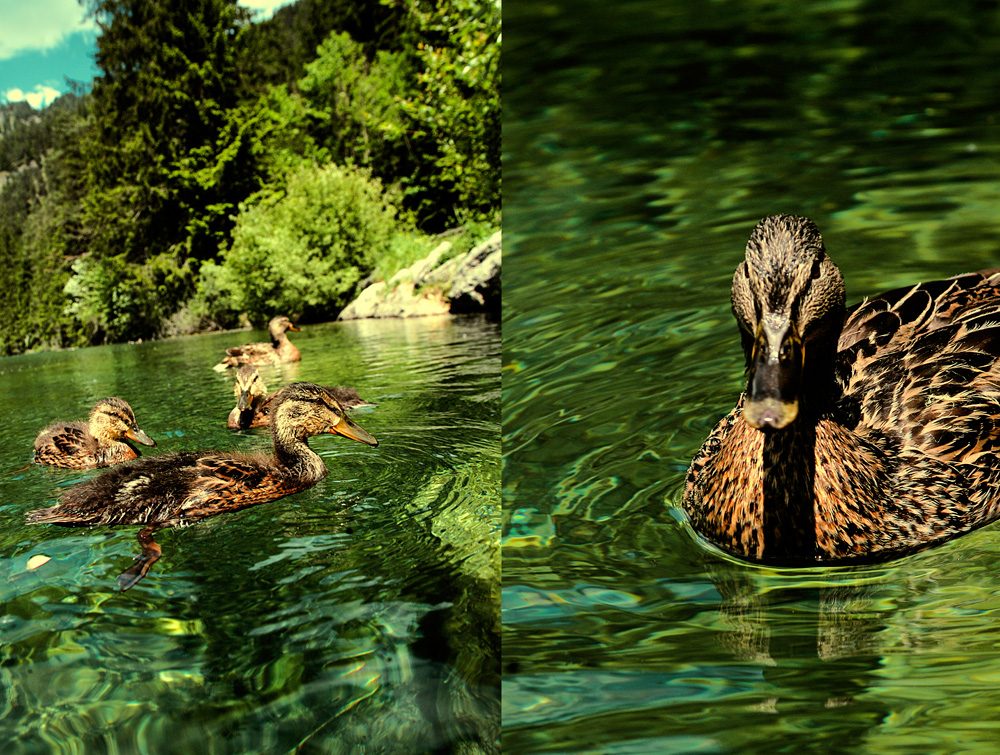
[27,382,378,589]
[33,398,156,469]
[683,214,1000,565]
[214,315,301,370]
[226,365,376,430]
[227,364,270,429]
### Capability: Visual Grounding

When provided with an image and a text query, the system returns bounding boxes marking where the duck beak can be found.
[328,414,378,447]
[743,316,802,430]
[288,323,301,332]
[126,427,157,447]
[237,388,253,411]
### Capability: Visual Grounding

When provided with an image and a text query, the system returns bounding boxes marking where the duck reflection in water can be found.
[27,382,378,590]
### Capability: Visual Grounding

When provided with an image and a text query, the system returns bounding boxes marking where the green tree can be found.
[200,162,398,324]
[74,0,259,340]
[298,31,409,172]
[394,0,501,228]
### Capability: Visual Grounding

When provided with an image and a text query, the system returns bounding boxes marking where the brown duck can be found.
[27,382,378,589]
[33,397,156,469]
[227,364,376,430]
[214,315,301,370]
[683,214,1000,564]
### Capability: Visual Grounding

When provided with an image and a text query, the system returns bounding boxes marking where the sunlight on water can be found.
[0,315,499,753]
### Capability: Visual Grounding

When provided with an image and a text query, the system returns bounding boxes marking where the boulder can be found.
[339,231,501,320]
[449,232,501,314]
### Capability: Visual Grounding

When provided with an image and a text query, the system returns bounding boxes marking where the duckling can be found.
[27,383,378,590]
[227,364,270,429]
[684,214,1000,564]
[33,397,156,469]
[214,315,300,370]
[227,365,376,430]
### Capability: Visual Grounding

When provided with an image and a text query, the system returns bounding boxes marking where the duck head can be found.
[234,364,268,411]
[730,215,846,430]
[271,382,378,447]
[268,315,300,343]
[90,397,156,447]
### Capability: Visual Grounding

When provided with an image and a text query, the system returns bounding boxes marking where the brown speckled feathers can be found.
[683,215,1000,564]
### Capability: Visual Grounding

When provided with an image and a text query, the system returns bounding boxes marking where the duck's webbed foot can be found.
[117,526,163,591]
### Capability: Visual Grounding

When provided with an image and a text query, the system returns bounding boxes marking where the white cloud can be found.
[238,0,297,20]
[0,0,93,61]
[4,85,63,108]
[0,0,296,63]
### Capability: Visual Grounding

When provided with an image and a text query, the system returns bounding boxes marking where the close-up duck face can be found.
[730,215,846,430]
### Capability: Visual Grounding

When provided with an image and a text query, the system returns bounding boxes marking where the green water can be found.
[0,316,499,753]
[503,0,1000,752]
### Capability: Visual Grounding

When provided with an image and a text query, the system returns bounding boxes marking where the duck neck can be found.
[273,432,328,483]
[760,415,819,560]
[758,352,842,561]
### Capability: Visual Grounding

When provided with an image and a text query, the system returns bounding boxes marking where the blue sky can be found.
[0,0,296,109]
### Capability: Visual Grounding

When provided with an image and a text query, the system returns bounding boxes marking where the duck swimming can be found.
[227,365,376,430]
[27,382,378,589]
[33,397,156,469]
[683,214,1000,564]
[214,315,301,370]
[227,364,270,429]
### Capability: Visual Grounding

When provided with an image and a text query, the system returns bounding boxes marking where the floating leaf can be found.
[27,555,51,571]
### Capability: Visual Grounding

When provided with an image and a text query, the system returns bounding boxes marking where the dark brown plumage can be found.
[33,397,156,469]
[683,214,1000,564]
[226,365,376,430]
[27,382,379,590]
[214,315,301,370]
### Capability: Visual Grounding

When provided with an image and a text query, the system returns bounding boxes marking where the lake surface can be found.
[0,315,500,753]
[503,0,1000,753]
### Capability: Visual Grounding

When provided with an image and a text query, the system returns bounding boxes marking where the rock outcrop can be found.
[339,231,501,320]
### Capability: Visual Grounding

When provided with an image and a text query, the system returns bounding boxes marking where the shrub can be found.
[203,161,400,324]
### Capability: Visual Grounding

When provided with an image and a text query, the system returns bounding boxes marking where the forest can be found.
[0,0,500,354]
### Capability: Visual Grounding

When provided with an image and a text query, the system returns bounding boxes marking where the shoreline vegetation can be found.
[0,0,500,356]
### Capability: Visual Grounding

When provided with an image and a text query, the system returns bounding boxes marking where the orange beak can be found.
[327,414,378,447]
[126,427,156,447]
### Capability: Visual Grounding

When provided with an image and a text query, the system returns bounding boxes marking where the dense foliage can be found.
[201,162,399,324]
[0,0,500,354]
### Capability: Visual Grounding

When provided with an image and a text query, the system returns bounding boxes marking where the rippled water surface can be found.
[504,0,1000,752]
[0,315,499,753]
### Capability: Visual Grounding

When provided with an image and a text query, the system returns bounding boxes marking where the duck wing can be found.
[838,269,1000,464]
[329,387,376,409]
[226,341,277,360]
[27,453,205,526]
[175,454,310,518]
[33,422,96,466]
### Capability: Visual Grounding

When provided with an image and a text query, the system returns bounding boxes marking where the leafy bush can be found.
[200,161,399,324]
[63,252,193,343]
